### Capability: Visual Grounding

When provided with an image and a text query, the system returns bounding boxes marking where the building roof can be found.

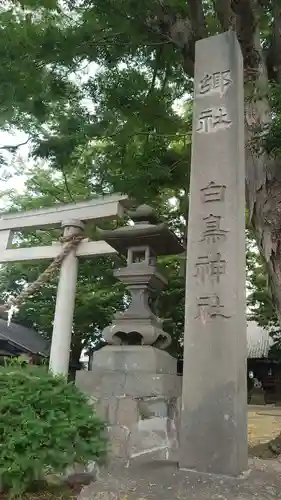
[247,321,274,359]
[0,318,49,356]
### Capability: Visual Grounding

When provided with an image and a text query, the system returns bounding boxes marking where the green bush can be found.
[0,364,107,496]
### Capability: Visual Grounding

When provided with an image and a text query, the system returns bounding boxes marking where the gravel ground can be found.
[79,457,281,500]
[79,406,281,500]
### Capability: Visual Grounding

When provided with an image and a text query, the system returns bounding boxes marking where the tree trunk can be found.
[249,155,281,326]
[151,0,281,326]
[243,35,281,325]
[183,32,281,325]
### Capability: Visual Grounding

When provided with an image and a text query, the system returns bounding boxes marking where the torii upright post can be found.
[0,195,130,376]
[49,220,84,375]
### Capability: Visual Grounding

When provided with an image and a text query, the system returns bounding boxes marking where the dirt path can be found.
[248,405,281,458]
[248,406,281,445]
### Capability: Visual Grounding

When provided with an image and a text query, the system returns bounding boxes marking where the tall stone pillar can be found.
[179,32,247,476]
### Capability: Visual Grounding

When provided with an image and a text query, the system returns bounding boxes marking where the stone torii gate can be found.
[0,194,129,375]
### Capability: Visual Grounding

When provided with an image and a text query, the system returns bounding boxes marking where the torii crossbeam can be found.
[0,194,130,375]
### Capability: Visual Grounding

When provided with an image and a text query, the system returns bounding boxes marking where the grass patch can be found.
[0,485,77,499]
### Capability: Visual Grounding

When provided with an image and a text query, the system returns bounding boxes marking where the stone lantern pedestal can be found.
[76,345,181,461]
[76,205,184,463]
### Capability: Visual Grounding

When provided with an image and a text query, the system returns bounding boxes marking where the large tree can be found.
[1,1,281,324]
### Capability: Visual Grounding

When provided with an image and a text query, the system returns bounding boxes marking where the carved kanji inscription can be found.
[200,214,228,244]
[194,252,226,283]
[195,294,230,320]
[196,107,232,133]
[201,181,226,203]
[199,70,232,96]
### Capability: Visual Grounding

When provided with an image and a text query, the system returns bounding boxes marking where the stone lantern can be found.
[97,204,184,350]
[76,204,185,464]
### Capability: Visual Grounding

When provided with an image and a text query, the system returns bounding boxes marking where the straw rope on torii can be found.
[0,194,130,374]
[0,229,85,323]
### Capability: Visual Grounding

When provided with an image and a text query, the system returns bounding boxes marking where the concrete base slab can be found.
[79,458,281,499]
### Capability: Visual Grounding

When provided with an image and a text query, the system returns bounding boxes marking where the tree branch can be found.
[232,0,261,82]
[0,137,31,152]
[147,48,162,97]
[161,64,170,92]
[96,0,195,76]
[257,0,270,6]
[212,0,261,82]
[271,4,281,85]
[188,0,208,39]
[145,2,195,76]
[212,0,234,30]
[60,168,75,202]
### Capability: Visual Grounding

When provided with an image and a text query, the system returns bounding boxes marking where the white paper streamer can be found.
[6,296,17,327]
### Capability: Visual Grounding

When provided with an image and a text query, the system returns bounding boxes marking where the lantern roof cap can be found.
[97,205,185,257]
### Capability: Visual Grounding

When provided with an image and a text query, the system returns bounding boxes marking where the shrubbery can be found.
[0,363,107,496]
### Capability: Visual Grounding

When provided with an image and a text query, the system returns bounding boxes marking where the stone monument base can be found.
[76,346,182,462]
